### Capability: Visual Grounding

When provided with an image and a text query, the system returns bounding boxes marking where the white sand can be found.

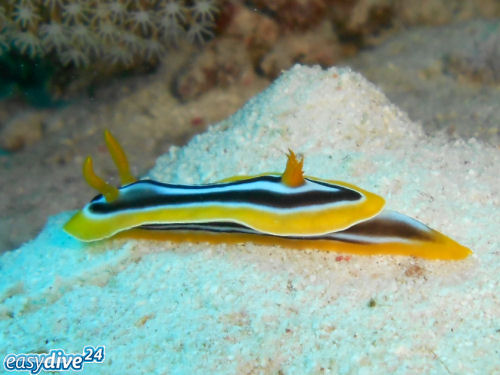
[1,65,499,374]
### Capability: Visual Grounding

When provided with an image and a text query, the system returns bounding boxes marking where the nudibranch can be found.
[64,131,472,260]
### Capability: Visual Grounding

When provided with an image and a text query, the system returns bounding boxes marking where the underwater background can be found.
[0,1,499,374]
[1,0,499,254]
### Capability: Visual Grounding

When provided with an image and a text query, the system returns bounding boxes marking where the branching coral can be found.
[0,0,222,68]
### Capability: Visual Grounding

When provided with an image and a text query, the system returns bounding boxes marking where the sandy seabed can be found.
[1,65,499,374]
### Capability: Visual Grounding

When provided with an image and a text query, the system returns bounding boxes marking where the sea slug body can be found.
[64,131,472,261]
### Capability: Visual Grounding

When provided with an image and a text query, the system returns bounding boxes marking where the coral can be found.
[39,21,68,53]
[61,2,89,24]
[11,2,41,29]
[11,31,42,58]
[0,0,223,68]
[186,21,215,44]
[128,8,155,34]
[59,47,90,67]
[160,0,187,22]
[190,0,220,22]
